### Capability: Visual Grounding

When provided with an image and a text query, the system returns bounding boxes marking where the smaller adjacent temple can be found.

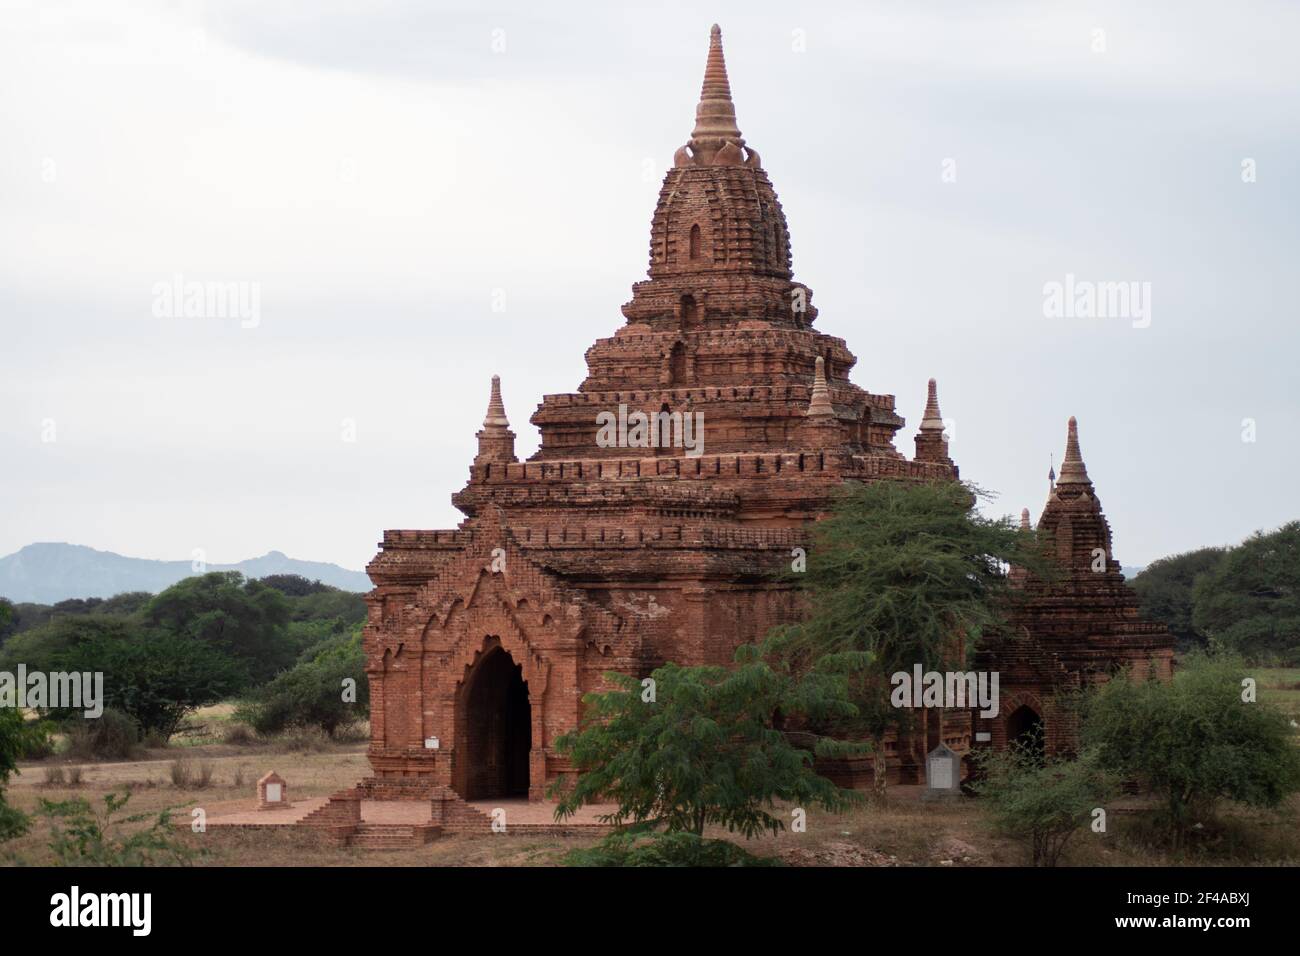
[976,417,1174,757]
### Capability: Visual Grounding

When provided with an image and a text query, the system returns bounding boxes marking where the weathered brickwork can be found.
[362,26,1172,798]
[978,417,1175,758]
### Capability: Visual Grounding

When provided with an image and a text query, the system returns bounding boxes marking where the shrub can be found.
[563,830,782,867]
[18,720,56,760]
[169,757,212,789]
[222,723,255,746]
[64,708,142,761]
[142,728,171,749]
[236,632,366,738]
[1084,652,1300,849]
[38,790,197,866]
[973,735,1116,866]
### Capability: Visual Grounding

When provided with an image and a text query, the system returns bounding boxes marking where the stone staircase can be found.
[348,822,440,850]
[431,786,497,833]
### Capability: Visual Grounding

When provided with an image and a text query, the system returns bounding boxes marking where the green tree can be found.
[59,630,242,739]
[1191,523,1300,664]
[551,648,858,840]
[0,614,137,674]
[236,630,366,737]
[1083,653,1300,849]
[1127,547,1225,652]
[0,708,31,842]
[973,731,1116,866]
[143,572,292,685]
[766,480,1044,792]
[2,615,241,739]
[257,573,332,598]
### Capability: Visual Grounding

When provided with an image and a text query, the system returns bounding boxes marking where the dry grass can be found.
[4,739,1298,867]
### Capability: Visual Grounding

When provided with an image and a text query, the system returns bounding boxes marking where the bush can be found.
[973,734,1116,866]
[1084,652,1300,849]
[169,757,214,789]
[237,632,366,738]
[38,790,197,866]
[64,708,142,761]
[223,723,255,746]
[16,720,56,760]
[563,830,782,867]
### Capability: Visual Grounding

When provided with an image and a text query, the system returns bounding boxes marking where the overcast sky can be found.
[1,0,1296,573]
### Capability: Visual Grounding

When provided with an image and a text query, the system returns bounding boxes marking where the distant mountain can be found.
[1122,565,1146,580]
[0,543,371,603]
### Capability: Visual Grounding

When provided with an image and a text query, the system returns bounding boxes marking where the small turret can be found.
[474,374,517,465]
[913,378,953,465]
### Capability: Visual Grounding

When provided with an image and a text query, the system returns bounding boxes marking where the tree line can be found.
[0,572,369,745]
[1129,521,1300,664]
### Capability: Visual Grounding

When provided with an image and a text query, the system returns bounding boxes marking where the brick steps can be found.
[431,787,496,832]
[348,823,440,850]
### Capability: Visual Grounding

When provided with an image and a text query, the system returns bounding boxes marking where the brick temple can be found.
[360,25,1173,799]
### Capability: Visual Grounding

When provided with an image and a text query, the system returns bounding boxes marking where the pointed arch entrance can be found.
[1006,704,1044,762]
[457,644,532,799]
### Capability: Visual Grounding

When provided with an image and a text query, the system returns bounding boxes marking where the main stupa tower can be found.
[363,25,963,802]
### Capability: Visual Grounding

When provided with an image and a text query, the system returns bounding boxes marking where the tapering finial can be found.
[1048,454,1056,491]
[920,377,945,433]
[475,374,516,465]
[689,24,745,163]
[483,374,510,429]
[807,356,834,417]
[1020,507,1031,531]
[1056,415,1091,486]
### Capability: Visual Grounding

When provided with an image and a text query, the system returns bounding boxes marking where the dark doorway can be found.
[1006,705,1044,763]
[462,647,531,799]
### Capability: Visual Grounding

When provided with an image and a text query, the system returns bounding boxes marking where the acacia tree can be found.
[764,479,1045,794]
[143,572,292,686]
[57,629,242,740]
[550,647,859,842]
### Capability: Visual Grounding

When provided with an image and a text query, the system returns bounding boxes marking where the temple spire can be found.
[1056,416,1091,487]
[919,377,945,433]
[1020,507,1032,531]
[474,374,517,465]
[688,24,745,164]
[806,356,834,417]
[483,374,509,428]
[914,377,952,464]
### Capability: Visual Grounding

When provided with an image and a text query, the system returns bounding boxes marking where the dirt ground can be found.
[4,735,1297,866]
